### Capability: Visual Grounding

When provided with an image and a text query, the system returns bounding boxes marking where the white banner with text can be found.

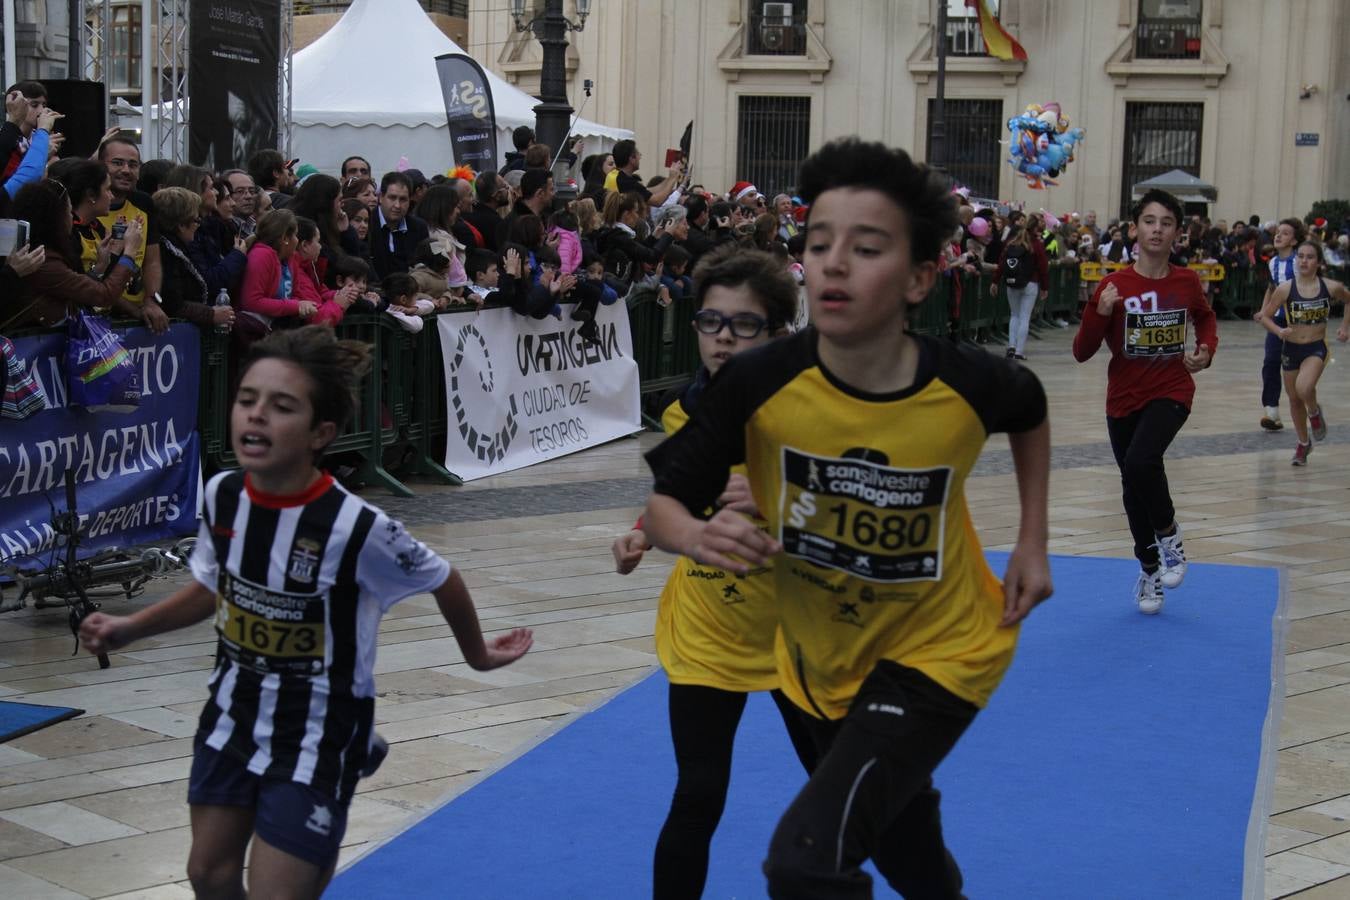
[436,304,642,480]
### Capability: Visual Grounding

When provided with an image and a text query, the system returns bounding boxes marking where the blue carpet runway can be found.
[0,701,83,743]
[328,554,1283,899]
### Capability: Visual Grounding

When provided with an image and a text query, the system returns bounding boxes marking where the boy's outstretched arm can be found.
[80,581,217,656]
[433,569,532,670]
[1001,419,1053,626]
[643,494,781,578]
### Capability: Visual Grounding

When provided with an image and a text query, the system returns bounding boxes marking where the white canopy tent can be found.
[289,0,631,178]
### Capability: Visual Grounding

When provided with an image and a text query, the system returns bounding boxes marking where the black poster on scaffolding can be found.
[188,0,281,169]
[434,53,499,170]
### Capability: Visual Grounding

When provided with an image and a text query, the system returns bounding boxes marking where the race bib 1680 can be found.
[779,447,950,583]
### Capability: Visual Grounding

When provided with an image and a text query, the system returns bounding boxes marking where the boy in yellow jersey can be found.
[642,138,1053,899]
[613,245,817,899]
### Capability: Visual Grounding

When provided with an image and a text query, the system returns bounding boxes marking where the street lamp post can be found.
[930,0,948,173]
[511,0,590,195]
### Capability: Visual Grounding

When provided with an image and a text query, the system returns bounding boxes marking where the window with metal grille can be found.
[1135,0,1202,60]
[111,4,141,91]
[1120,101,1203,216]
[736,96,811,199]
[926,98,1002,198]
[943,0,996,57]
[746,0,807,56]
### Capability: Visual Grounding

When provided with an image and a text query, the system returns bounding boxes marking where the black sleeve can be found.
[645,364,747,514]
[645,330,813,513]
[931,337,1047,434]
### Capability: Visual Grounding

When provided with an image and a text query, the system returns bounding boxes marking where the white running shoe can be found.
[1135,570,1164,615]
[1156,524,1187,589]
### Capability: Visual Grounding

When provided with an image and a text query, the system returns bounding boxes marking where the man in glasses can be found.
[222,170,259,237]
[93,136,168,333]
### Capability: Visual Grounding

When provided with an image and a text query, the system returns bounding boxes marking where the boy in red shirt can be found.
[1072,189,1217,614]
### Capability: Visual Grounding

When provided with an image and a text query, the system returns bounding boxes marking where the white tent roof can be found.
[292,0,630,142]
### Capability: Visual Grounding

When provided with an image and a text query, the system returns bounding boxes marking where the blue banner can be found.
[0,323,201,567]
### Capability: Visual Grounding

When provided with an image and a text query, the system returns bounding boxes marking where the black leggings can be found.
[762,662,978,900]
[653,683,818,900]
[1262,330,1283,408]
[1106,398,1190,571]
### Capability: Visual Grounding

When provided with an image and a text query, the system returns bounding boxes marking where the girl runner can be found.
[1258,240,1350,465]
[612,245,816,899]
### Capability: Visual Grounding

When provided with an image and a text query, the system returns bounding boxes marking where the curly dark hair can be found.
[239,325,372,456]
[796,137,957,265]
[691,243,798,330]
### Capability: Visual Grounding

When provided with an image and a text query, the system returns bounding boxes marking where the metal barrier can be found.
[13,257,1342,498]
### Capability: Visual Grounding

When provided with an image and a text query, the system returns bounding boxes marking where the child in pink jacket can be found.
[239,210,316,330]
[547,209,583,275]
[290,217,356,326]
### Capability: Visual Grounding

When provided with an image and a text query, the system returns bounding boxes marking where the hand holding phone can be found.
[665,148,683,169]
[37,108,62,132]
[0,219,29,256]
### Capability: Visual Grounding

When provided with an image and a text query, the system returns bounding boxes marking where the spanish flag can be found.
[966,0,1028,61]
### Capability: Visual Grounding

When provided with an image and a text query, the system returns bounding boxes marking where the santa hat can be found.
[730,181,760,202]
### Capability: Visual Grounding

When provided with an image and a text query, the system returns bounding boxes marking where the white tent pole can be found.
[3,0,17,88]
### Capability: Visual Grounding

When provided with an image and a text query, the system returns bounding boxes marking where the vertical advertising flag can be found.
[189,1,282,169]
[435,53,499,170]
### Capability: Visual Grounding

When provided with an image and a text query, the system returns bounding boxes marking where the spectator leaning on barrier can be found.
[368,171,428,282]
[164,164,248,301]
[153,186,235,332]
[290,216,358,327]
[240,209,317,338]
[1,178,144,330]
[415,183,470,293]
[93,137,168,334]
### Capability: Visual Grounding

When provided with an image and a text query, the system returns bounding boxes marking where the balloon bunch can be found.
[1007,102,1085,190]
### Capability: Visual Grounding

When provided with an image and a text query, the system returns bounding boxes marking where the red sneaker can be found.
[1310,409,1327,441]
[1292,441,1311,467]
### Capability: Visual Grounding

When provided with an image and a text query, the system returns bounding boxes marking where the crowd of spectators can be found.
[938,192,1350,348]
[1,78,1345,359]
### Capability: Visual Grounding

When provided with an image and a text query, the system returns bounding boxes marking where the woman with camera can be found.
[0,176,146,330]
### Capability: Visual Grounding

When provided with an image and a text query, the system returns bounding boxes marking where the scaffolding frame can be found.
[76,0,112,117]
[279,0,291,157]
[76,0,293,164]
